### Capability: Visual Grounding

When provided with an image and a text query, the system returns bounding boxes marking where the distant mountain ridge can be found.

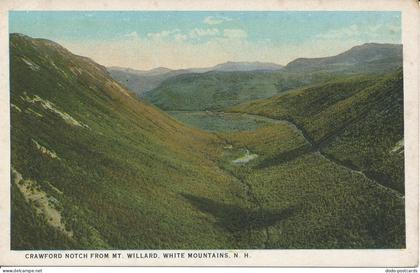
[143,42,403,111]
[211,61,283,72]
[108,61,284,96]
[110,61,284,74]
[284,43,402,72]
[108,66,176,76]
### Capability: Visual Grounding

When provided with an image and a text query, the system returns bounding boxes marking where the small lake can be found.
[232,149,258,164]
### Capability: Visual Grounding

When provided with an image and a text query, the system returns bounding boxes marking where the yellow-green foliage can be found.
[219,124,308,160]
[10,33,249,249]
[244,153,404,248]
[231,71,404,193]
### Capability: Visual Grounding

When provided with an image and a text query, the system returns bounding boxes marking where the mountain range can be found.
[109,43,401,99]
[108,61,283,96]
[141,43,402,111]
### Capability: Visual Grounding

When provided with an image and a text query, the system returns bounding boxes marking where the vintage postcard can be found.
[0,0,418,267]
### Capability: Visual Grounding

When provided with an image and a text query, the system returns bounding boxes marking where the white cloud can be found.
[146,28,221,41]
[223,29,247,39]
[316,24,359,40]
[203,16,232,25]
[61,32,374,71]
[174,33,188,41]
[60,31,277,71]
[124,31,140,39]
[189,28,220,38]
[147,29,180,40]
[316,22,400,41]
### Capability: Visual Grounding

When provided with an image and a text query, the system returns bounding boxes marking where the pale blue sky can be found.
[9,11,401,70]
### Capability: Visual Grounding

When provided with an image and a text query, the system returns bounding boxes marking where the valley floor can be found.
[168,111,405,248]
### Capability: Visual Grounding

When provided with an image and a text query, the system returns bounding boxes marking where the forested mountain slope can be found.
[10,33,248,249]
[231,70,404,193]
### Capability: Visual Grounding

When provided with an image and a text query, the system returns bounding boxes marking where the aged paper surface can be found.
[0,0,418,267]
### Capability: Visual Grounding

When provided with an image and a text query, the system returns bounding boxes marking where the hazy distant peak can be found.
[212,61,284,72]
[285,42,402,72]
[354,42,402,48]
[149,67,172,73]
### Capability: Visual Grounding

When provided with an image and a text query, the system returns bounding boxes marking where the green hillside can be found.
[108,62,283,98]
[10,33,251,249]
[10,34,405,250]
[231,71,404,193]
[108,67,189,97]
[144,70,335,111]
[214,120,404,248]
